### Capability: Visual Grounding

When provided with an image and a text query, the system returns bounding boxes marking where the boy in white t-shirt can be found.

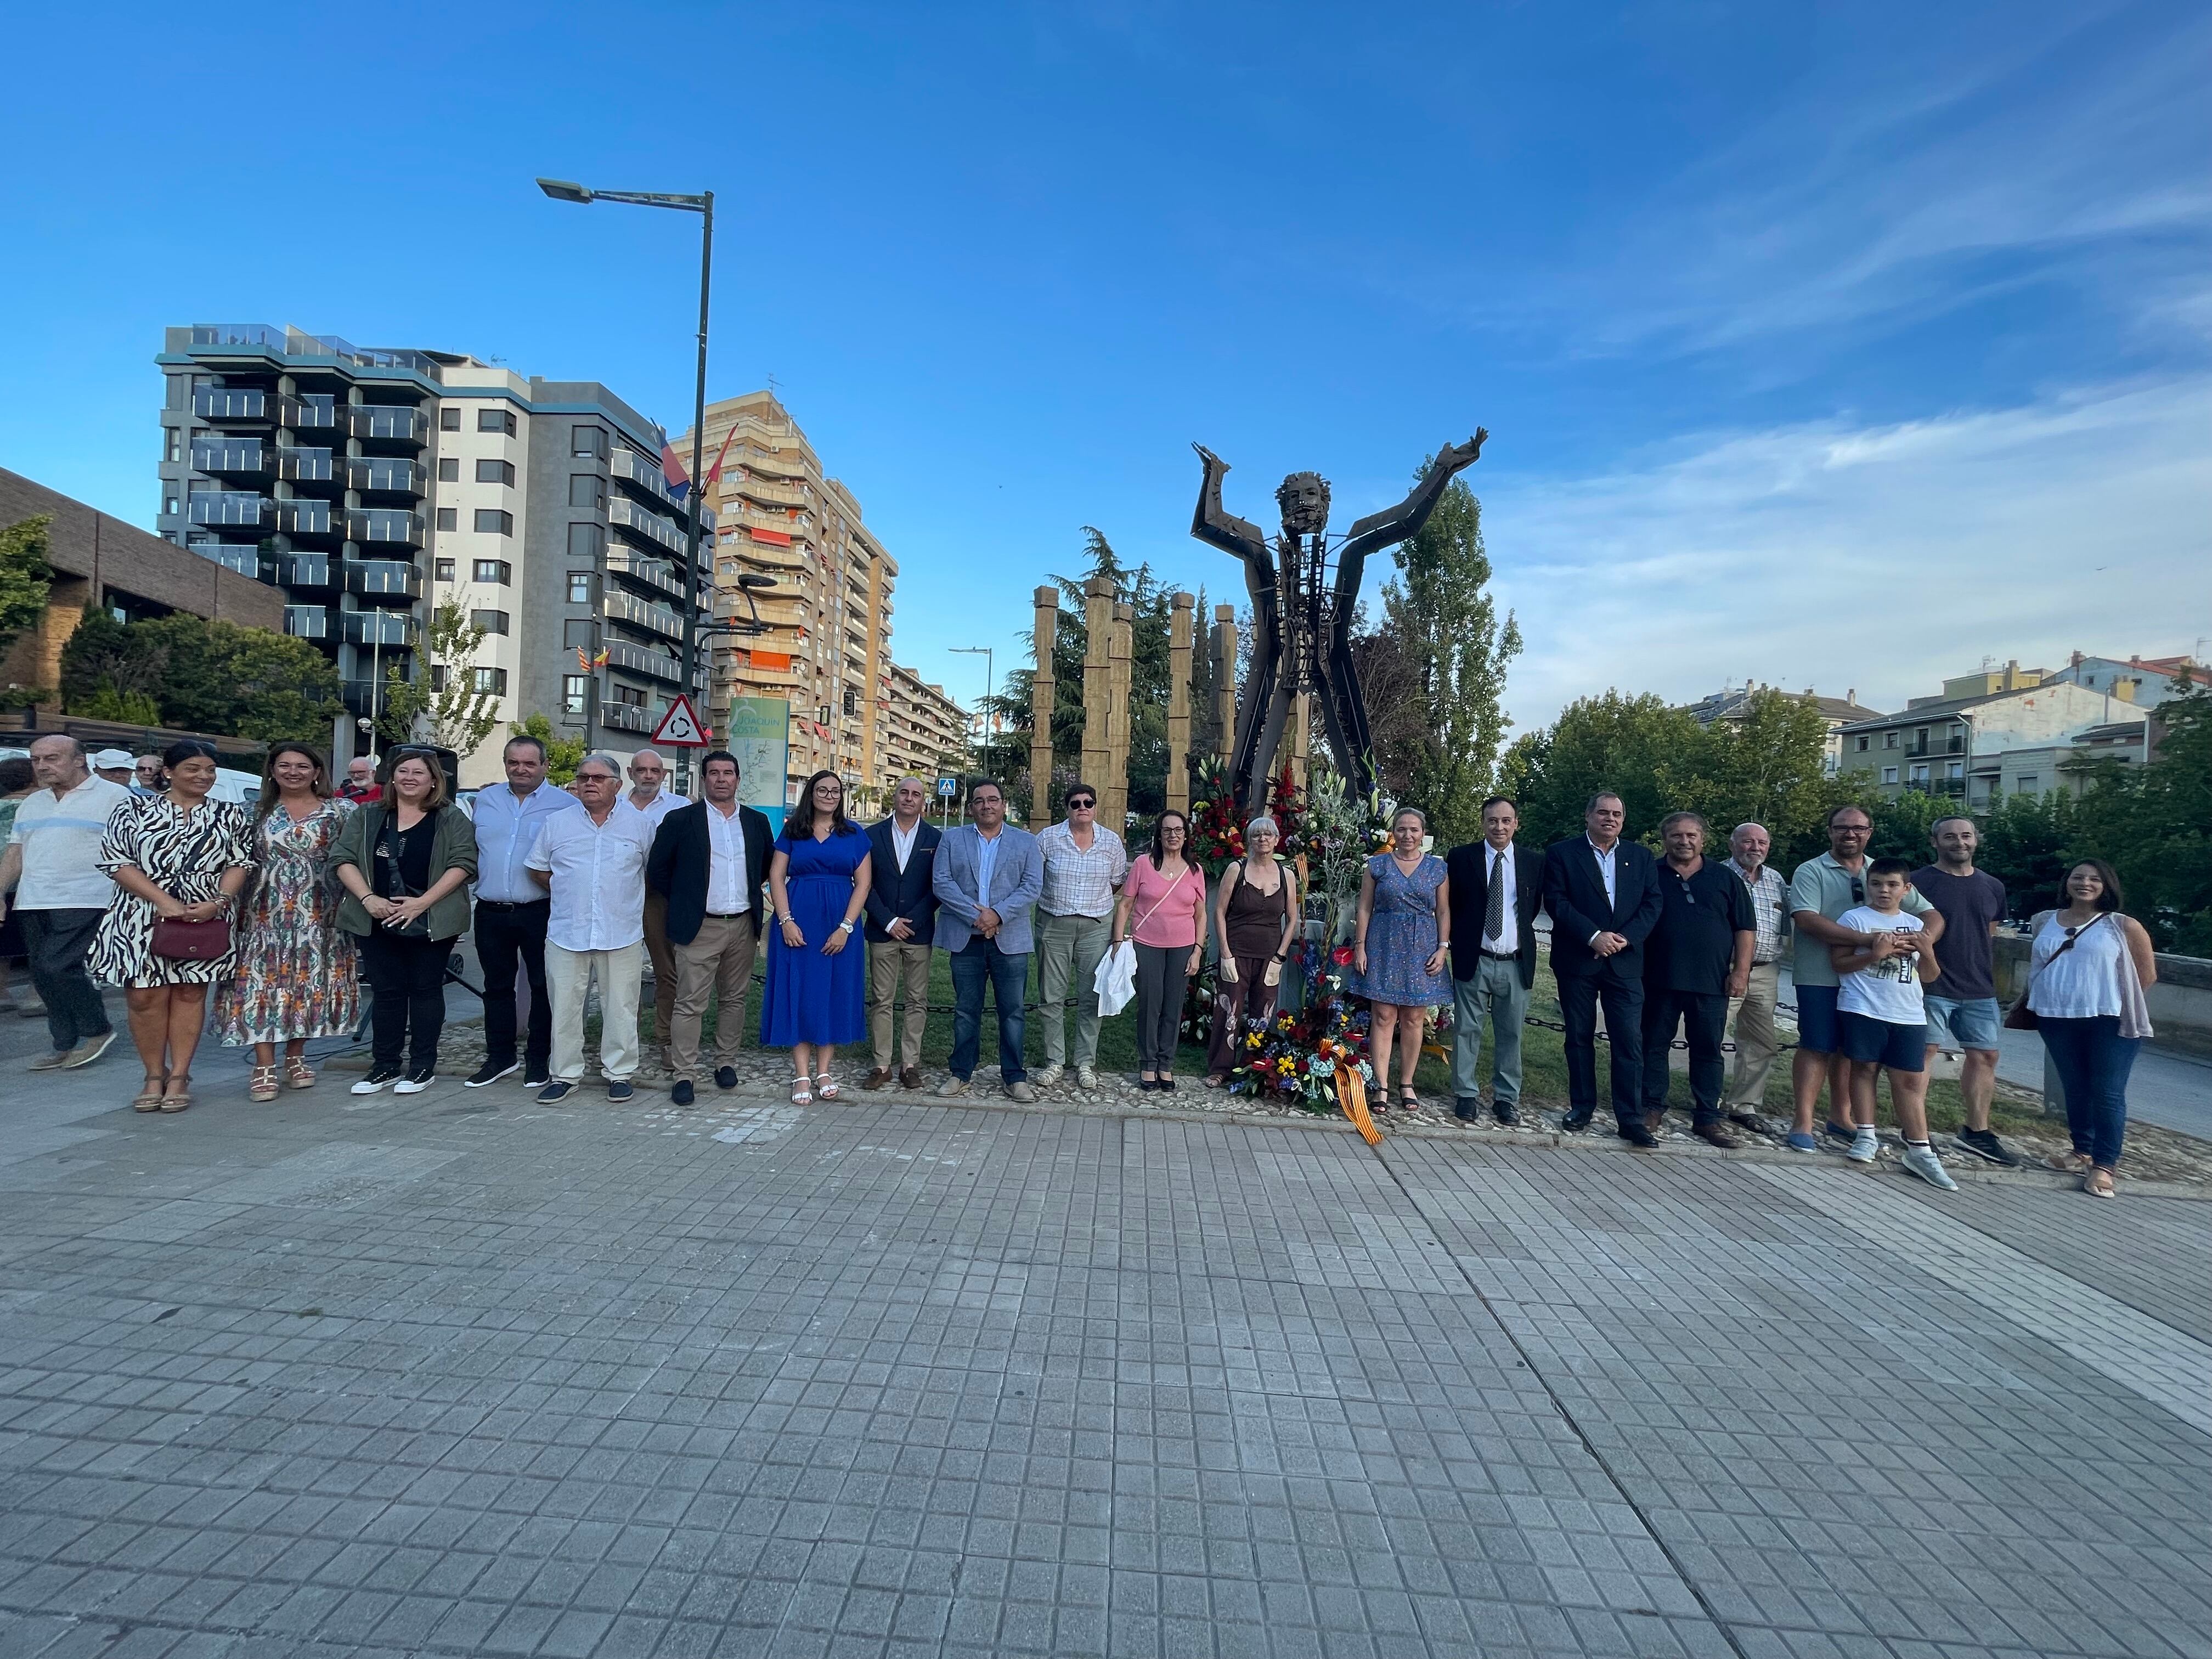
[1830,858,1956,1190]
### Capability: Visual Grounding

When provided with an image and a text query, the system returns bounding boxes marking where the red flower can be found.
[1330,945,1354,967]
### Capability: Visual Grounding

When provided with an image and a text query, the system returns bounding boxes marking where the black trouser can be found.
[1642,987,1728,1126]
[475,899,552,1076]
[1557,971,1644,1129]
[1133,943,1187,1071]
[359,930,450,1073]
[20,908,111,1052]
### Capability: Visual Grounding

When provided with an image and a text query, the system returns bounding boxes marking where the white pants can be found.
[546,940,645,1082]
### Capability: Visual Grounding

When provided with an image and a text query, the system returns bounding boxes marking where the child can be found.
[1830,857,1956,1190]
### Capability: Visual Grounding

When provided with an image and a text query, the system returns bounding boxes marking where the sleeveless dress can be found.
[213,799,362,1044]
[760,825,870,1046]
[88,795,259,987]
[1347,853,1449,1007]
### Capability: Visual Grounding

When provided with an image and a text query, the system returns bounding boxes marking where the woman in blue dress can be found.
[762,770,873,1103]
[1347,807,1452,1110]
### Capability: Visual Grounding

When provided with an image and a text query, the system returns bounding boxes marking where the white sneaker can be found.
[1033,1064,1064,1088]
[1847,1128,1880,1164]
[1075,1065,1098,1091]
[1900,1143,1957,1190]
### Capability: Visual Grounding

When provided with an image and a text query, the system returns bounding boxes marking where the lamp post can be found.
[950,645,994,777]
[536,176,713,788]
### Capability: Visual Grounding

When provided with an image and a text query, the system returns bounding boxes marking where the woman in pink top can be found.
[1111,810,1208,1090]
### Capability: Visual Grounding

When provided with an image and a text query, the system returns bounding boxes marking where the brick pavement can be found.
[1,1076,2207,1658]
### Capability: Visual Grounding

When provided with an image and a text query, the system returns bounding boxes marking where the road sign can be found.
[651,694,710,748]
[936,776,957,797]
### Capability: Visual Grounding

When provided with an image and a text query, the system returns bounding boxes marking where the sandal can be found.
[249,1065,280,1103]
[133,1074,167,1113]
[815,1072,839,1101]
[2084,1167,2117,1199]
[284,1057,316,1090]
[791,1078,813,1105]
[2043,1149,2092,1173]
[1400,1086,1421,1109]
[160,1075,192,1114]
[1204,1075,1226,1089]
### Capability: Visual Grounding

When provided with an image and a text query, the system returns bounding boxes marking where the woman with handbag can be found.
[1110,809,1207,1090]
[212,743,362,1101]
[2017,857,2157,1198]
[1205,814,1300,1086]
[86,740,258,1114]
[330,751,477,1096]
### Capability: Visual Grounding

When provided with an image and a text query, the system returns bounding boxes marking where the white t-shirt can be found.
[1835,906,1927,1025]
[9,775,134,910]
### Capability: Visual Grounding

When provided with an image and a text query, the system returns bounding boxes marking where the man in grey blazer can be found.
[931,779,1044,1101]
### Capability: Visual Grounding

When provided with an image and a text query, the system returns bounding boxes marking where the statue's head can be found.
[1275,471,1330,536]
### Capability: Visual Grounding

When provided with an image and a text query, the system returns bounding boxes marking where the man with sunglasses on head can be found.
[1786,804,1943,1153]
[1029,781,1127,1090]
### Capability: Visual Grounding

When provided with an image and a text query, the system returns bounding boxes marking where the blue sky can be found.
[3,1,2206,732]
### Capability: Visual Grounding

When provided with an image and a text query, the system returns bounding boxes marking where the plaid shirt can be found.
[1035,821,1128,919]
[1731,859,1790,963]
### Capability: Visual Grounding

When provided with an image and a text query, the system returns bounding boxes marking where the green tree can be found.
[508,712,586,785]
[1498,691,1709,848]
[59,610,340,741]
[380,597,503,754]
[0,515,53,650]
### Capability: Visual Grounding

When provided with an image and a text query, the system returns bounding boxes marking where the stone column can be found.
[1105,601,1135,831]
[1289,690,1312,789]
[1166,592,1194,814]
[1081,574,1115,806]
[1030,584,1058,820]
[1212,603,1238,761]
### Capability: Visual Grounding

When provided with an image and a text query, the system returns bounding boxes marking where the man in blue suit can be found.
[1542,791,1666,1145]
[861,776,941,1091]
[932,779,1044,1102]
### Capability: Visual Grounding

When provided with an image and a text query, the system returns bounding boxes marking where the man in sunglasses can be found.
[1030,782,1128,1090]
[1786,804,1944,1152]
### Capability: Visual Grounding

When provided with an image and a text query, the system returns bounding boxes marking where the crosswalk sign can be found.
[651,695,710,747]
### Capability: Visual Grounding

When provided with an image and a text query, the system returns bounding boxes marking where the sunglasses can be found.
[1849,878,1865,902]
[1067,797,1096,809]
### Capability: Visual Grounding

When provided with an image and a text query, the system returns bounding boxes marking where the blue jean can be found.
[2039,1015,2137,1168]
[949,936,1029,1082]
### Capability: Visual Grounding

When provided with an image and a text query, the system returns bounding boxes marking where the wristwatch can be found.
[838,919,856,934]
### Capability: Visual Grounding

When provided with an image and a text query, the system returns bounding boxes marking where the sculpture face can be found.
[1276,471,1330,536]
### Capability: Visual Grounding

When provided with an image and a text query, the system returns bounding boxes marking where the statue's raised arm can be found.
[1336,430,1486,563]
[1189,443,1270,565]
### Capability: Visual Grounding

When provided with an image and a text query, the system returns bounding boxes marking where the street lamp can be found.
[535,176,714,786]
[950,645,994,774]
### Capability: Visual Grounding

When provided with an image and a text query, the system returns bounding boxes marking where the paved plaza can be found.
[3,1066,2210,1659]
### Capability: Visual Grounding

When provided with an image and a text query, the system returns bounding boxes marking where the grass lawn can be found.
[642,954,2053,1136]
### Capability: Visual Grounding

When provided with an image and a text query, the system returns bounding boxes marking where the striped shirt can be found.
[1035,820,1128,919]
[1730,859,1789,964]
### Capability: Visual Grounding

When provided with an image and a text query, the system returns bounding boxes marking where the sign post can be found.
[935,775,957,826]
[650,695,710,749]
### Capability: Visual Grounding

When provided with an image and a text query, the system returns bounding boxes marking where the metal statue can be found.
[1190,430,1486,806]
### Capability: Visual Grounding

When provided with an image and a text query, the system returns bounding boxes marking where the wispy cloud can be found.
[1485,375,2212,728]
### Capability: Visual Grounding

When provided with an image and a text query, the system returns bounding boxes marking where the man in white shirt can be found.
[0,735,130,1070]
[526,754,656,1104]
[861,776,943,1091]
[622,748,686,1074]
[1444,797,1544,1124]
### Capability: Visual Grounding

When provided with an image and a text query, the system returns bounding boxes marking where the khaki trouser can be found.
[1034,909,1111,1068]
[868,940,932,1070]
[670,913,759,1082]
[1725,959,1781,1110]
[546,940,645,1083]
[642,891,678,1065]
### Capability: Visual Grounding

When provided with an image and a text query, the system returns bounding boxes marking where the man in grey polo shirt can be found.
[0,735,131,1070]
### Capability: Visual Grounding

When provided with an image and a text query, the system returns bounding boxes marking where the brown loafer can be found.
[862,1067,893,1091]
[900,1066,923,1090]
[1692,1121,1741,1150]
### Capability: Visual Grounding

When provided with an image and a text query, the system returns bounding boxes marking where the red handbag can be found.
[150,916,232,961]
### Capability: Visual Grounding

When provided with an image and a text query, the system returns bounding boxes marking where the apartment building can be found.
[155,325,710,785]
[1837,679,2142,806]
[1681,681,1883,775]
[879,664,969,794]
[682,393,896,808]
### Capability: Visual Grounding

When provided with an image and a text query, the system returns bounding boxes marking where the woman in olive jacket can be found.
[330,752,477,1093]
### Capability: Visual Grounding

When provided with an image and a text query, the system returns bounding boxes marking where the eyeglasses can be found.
[1067,798,1095,809]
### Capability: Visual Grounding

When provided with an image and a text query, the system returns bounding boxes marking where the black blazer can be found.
[646,801,775,946]
[1443,840,1544,989]
[1541,836,1663,983]
[863,816,941,945]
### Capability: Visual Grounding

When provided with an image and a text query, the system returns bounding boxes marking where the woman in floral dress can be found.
[1346,807,1452,1109]
[214,742,361,1101]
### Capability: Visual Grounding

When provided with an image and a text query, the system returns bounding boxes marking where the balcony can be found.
[279,553,337,590]
[283,605,333,641]
[345,404,427,445]
[733,474,805,510]
[599,702,653,735]
[343,612,417,650]
[347,457,425,497]
[279,447,337,488]
[187,540,262,577]
[347,507,426,551]
[191,437,274,479]
[610,447,715,533]
[346,560,425,603]
[608,495,689,557]
[193,387,270,424]
[605,589,685,641]
[605,549,695,607]
[279,499,342,542]
[280,395,338,432]
[1904,734,1967,758]
[187,490,274,531]
[605,638,685,685]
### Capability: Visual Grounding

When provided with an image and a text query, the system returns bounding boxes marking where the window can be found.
[436,507,458,532]
[1947,761,1963,780]
[1909,763,1929,785]
[439,407,462,431]
[562,675,590,717]
[611,682,647,708]
[1883,731,1899,749]
[434,557,456,582]
[567,523,603,560]
[165,427,180,462]
[471,610,510,635]
[429,665,448,692]
[163,495,179,516]
[1855,735,1869,752]
[571,425,607,459]
[1881,766,1899,784]
[2015,775,2039,794]
[563,619,597,650]
[437,458,460,482]
[478,408,516,436]
[569,474,606,510]
[567,572,594,603]
[471,667,509,696]
[473,509,514,537]
[472,558,512,586]
[476,458,515,487]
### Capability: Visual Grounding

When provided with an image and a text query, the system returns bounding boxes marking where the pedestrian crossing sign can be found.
[651,695,710,747]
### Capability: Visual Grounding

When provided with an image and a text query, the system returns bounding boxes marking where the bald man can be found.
[623,749,685,1071]
[1722,821,1789,1128]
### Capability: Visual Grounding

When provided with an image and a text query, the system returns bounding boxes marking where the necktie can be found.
[1485,851,1506,943]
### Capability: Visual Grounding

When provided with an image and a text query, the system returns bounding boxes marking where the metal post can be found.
[680,193,714,797]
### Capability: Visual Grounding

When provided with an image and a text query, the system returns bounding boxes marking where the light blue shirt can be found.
[472,780,582,902]
[1587,836,1617,908]
[975,826,1001,901]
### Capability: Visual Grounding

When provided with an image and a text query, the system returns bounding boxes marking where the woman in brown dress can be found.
[1206,815,1300,1086]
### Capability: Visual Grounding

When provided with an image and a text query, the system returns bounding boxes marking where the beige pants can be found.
[670,913,759,1082]
[546,940,645,1083]
[1725,959,1781,1110]
[642,891,677,1064]
[868,940,932,1070]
